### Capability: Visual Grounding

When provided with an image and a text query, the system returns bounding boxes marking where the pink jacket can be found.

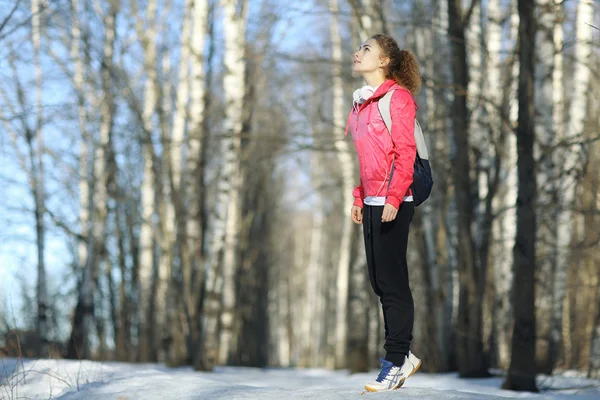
[345,79,417,209]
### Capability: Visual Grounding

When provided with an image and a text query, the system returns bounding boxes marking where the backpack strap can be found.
[377,90,429,161]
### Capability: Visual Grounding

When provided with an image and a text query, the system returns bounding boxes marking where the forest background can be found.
[0,0,599,392]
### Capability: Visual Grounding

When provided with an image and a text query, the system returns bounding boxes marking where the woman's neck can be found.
[362,72,386,88]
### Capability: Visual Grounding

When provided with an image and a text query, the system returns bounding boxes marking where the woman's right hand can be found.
[351,205,363,224]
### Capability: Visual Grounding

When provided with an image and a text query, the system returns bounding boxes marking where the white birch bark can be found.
[488,0,513,369]
[348,0,383,41]
[164,2,189,365]
[278,261,291,367]
[199,0,247,370]
[132,0,159,361]
[171,0,192,192]
[506,0,519,255]
[156,0,176,363]
[305,148,325,366]
[309,212,325,366]
[466,1,490,285]
[31,0,48,357]
[185,0,208,324]
[168,0,191,334]
[553,0,594,370]
[68,0,96,359]
[586,53,600,381]
[534,0,558,371]
[497,3,519,368]
[466,2,482,125]
[505,0,519,309]
[71,0,89,300]
[92,0,118,358]
[218,168,242,364]
[329,0,354,368]
[291,223,307,365]
[548,4,565,367]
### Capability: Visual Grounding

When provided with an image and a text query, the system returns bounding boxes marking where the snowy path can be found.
[1,358,599,399]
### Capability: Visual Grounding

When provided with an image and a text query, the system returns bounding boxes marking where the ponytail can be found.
[371,34,422,96]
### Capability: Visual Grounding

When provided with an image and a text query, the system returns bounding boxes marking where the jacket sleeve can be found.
[353,184,364,208]
[386,89,417,209]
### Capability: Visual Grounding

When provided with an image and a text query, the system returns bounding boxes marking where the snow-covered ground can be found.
[1,358,599,399]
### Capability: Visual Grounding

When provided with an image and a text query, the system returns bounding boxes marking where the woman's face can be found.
[352,38,386,75]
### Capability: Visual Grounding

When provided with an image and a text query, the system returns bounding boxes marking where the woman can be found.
[346,34,422,392]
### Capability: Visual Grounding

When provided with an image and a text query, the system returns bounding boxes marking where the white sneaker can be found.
[407,351,422,375]
[364,352,422,392]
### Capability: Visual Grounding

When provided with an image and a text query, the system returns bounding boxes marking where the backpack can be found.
[378,90,433,207]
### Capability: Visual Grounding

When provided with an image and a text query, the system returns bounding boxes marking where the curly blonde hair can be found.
[371,34,422,96]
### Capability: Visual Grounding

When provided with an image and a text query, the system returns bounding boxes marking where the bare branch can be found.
[465,0,481,25]
[585,22,599,31]
[0,0,21,35]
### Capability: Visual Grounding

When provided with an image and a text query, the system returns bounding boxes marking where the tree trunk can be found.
[589,275,600,378]
[434,0,455,372]
[185,0,209,364]
[181,0,215,367]
[347,230,369,372]
[310,211,326,367]
[32,0,48,358]
[66,0,94,360]
[503,0,537,391]
[133,0,159,362]
[484,0,514,370]
[414,13,451,372]
[348,0,384,41]
[116,200,130,361]
[157,30,175,364]
[545,0,564,372]
[218,169,242,364]
[551,0,593,372]
[584,61,600,379]
[534,0,559,374]
[124,195,140,362]
[98,0,119,362]
[447,0,488,377]
[329,0,355,369]
[196,0,247,371]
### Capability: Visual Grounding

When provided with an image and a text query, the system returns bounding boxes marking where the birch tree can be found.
[329,0,355,368]
[67,0,120,360]
[66,0,96,361]
[533,0,560,372]
[185,0,209,358]
[132,0,160,362]
[485,0,514,370]
[155,0,176,364]
[348,0,386,40]
[197,0,247,371]
[31,0,48,357]
[169,0,194,364]
[551,0,594,372]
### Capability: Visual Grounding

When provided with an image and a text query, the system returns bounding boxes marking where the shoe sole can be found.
[364,359,421,393]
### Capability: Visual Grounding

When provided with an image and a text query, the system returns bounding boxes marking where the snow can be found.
[1,358,599,399]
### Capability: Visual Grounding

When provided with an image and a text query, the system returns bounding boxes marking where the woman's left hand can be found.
[381,204,398,222]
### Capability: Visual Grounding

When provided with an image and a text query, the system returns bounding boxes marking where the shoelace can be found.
[375,359,393,382]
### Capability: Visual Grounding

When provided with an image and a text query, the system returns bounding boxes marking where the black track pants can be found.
[362,202,415,367]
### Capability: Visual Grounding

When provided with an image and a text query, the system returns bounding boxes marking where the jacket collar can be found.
[357,79,400,111]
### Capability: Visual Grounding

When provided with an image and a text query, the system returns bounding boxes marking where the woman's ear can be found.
[380,57,390,68]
